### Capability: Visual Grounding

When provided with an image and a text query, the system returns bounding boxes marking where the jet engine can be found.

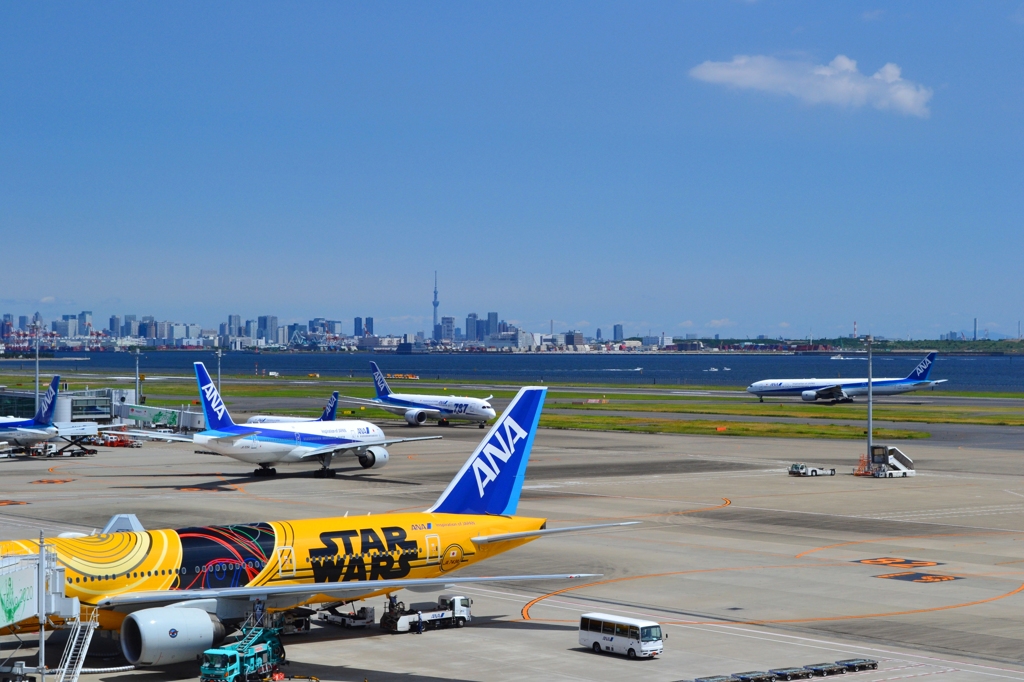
[121,607,226,666]
[404,409,428,426]
[358,446,390,469]
[801,390,819,402]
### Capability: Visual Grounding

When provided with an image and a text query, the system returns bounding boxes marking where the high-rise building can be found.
[365,317,374,336]
[257,316,278,342]
[466,313,478,341]
[1,314,12,339]
[109,315,121,337]
[441,316,455,341]
[432,272,439,330]
[245,320,257,339]
[354,317,363,337]
[487,312,498,338]
[123,315,139,337]
[596,328,602,341]
[613,324,624,342]
[327,320,343,335]
[476,319,488,340]
[228,314,241,337]
[18,315,28,331]
[78,311,93,334]
[308,318,326,334]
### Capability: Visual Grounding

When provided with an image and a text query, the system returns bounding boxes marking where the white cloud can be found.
[677,320,694,328]
[862,9,885,21]
[706,318,735,329]
[39,296,55,304]
[690,54,933,117]
[778,322,790,328]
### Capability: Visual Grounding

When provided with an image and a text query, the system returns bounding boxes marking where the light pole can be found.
[134,348,141,404]
[867,335,874,458]
[216,348,222,393]
[34,322,40,414]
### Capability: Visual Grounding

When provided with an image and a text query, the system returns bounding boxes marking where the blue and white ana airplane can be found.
[339,362,497,428]
[746,352,947,403]
[130,363,439,478]
[0,375,98,448]
[246,391,339,424]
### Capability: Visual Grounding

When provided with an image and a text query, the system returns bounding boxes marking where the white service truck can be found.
[789,463,836,477]
[379,595,472,633]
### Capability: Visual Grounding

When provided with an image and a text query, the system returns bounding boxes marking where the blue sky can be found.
[2,2,1022,339]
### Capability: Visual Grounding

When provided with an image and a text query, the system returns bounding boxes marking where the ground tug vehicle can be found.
[380,595,472,633]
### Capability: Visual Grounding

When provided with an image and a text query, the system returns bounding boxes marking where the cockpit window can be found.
[482,404,491,410]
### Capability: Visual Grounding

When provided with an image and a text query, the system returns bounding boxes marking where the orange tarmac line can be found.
[796,531,1021,559]
[521,562,839,621]
[523,570,1024,626]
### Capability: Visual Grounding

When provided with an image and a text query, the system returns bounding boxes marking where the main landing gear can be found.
[478,422,486,429]
[313,468,336,478]
[253,465,277,477]
[313,452,336,478]
[437,419,451,427]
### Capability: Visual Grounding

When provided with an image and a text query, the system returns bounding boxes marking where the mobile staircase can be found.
[53,609,98,682]
[856,445,915,478]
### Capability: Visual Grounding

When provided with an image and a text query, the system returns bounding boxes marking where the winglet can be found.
[33,376,60,426]
[906,352,937,382]
[428,386,546,516]
[194,362,235,431]
[370,362,392,398]
[318,391,340,421]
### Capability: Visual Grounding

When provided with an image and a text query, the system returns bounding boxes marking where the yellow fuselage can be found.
[0,512,545,631]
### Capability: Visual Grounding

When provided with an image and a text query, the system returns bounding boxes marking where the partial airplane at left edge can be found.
[0,375,97,447]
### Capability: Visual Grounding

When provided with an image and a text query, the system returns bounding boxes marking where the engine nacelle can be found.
[121,607,226,666]
[801,390,819,402]
[358,446,390,469]
[404,409,428,426]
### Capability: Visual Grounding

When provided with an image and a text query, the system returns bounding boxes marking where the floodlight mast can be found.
[867,335,874,457]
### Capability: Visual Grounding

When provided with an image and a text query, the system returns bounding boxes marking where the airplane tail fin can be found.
[906,352,937,382]
[428,386,547,516]
[318,391,340,421]
[370,362,392,398]
[194,362,235,430]
[33,376,60,425]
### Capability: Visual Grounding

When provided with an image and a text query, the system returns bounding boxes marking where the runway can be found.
[3,426,1024,681]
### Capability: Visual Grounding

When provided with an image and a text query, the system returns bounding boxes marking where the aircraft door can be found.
[276,546,296,577]
[425,535,440,564]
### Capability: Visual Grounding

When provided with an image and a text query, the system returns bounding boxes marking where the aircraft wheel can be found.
[478,423,486,429]
[593,642,602,654]
[313,469,322,478]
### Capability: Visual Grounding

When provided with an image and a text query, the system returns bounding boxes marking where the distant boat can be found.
[707,367,719,372]
[723,367,731,371]
[831,354,866,360]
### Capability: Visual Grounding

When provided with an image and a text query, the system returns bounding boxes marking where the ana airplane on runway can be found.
[0,375,98,447]
[0,385,629,669]
[246,391,339,424]
[129,363,438,477]
[746,352,947,403]
[339,361,496,427]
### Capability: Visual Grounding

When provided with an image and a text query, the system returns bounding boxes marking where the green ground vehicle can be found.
[199,626,286,682]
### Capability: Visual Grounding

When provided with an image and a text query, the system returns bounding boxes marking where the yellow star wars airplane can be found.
[0,380,629,667]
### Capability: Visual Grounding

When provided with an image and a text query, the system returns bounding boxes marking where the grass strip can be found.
[538,414,928,440]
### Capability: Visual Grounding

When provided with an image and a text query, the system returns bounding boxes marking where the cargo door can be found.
[276,546,296,578]
[425,535,440,564]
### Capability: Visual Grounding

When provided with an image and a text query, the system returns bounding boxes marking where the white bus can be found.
[579,612,664,659]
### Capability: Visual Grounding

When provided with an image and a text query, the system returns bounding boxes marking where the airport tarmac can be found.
[3,426,1024,681]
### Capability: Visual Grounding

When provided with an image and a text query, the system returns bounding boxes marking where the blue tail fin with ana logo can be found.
[369,362,392,398]
[906,352,937,382]
[318,391,339,421]
[428,386,547,516]
[194,362,235,430]
[33,376,60,425]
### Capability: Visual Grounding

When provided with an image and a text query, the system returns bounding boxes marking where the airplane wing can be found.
[812,385,848,401]
[470,522,639,545]
[295,436,442,461]
[95,573,598,611]
[118,430,196,443]
[13,428,51,436]
[336,396,445,417]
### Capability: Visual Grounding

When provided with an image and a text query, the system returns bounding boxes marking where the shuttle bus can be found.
[579,612,664,659]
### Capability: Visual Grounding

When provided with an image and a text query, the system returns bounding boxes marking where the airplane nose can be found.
[745,385,755,393]
[486,409,496,419]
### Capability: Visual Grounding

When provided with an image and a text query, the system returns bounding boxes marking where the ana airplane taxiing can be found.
[339,362,496,427]
[746,352,947,403]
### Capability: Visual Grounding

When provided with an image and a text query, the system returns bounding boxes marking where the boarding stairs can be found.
[53,609,98,682]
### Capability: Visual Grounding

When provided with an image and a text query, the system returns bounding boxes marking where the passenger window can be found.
[589,620,602,633]
[629,627,640,640]
[580,617,590,631]
[615,624,629,637]
[602,622,615,635]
